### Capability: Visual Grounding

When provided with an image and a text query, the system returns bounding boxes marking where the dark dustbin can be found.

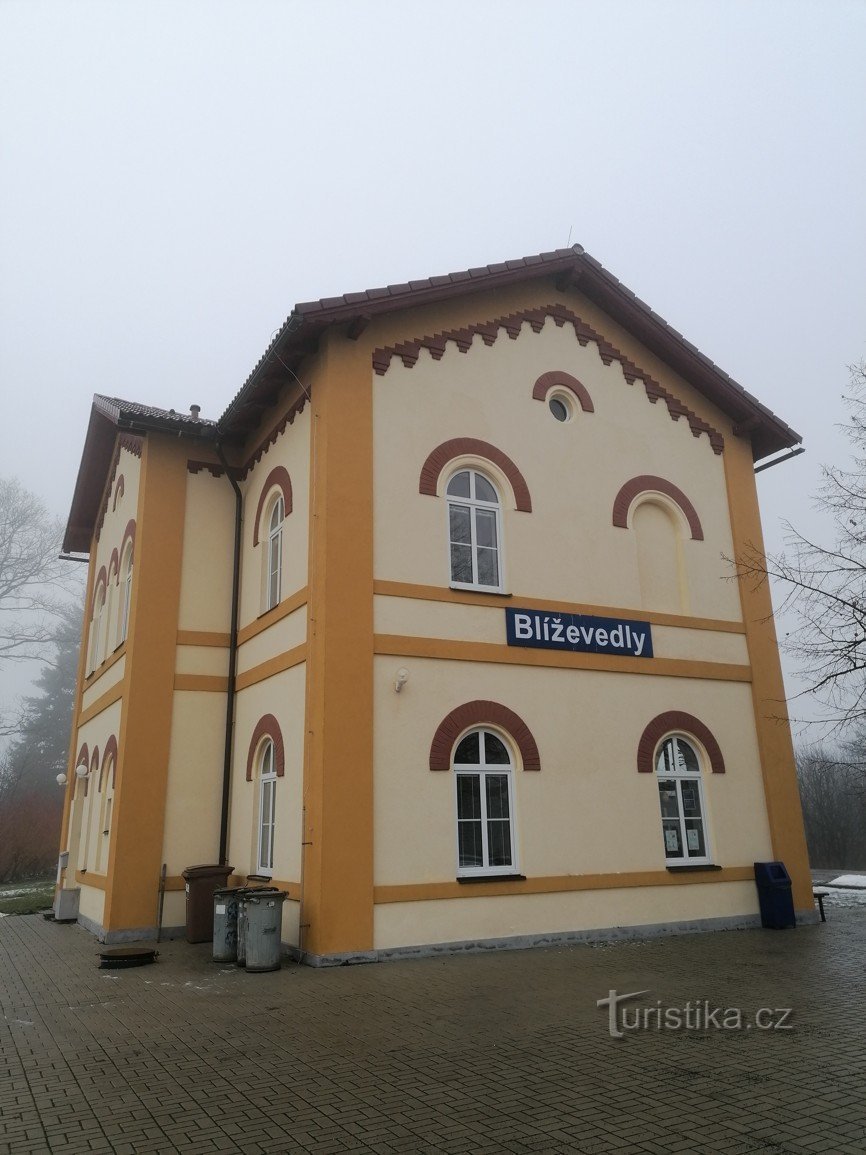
[182,864,233,944]
[212,887,241,963]
[754,861,796,929]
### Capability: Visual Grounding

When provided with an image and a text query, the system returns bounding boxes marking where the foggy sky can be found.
[1,0,864,728]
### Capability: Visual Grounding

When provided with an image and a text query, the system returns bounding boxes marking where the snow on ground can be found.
[827,874,866,889]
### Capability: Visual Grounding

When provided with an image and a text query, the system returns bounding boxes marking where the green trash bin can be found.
[244,891,288,972]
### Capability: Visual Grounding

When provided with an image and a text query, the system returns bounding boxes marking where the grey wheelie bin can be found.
[244,890,288,972]
[235,887,280,967]
[754,861,796,929]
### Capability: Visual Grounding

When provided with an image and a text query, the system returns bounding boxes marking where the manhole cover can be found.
[98,947,158,969]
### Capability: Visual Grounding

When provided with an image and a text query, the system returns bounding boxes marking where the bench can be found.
[813,888,829,922]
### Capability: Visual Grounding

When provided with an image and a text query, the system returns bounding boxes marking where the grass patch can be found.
[0,882,55,916]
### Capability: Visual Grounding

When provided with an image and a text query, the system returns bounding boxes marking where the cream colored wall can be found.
[84,444,142,670]
[77,885,106,926]
[237,607,306,676]
[175,646,230,677]
[373,656,771,886]
[161,691,226,871]
[65,700,123,875]
[228,664,306,886]
[373,309,740,623]
[177,471,235,634]
[374,880,758,950]
[81,655,126,711]
[238,405,310,632]
[374,595,749,666]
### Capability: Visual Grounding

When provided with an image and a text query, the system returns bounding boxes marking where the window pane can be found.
[663,821,683,858]
[483,733,510,764]
[656,739,675,775]
[450,543,473,584]
[475,508,498,549]
[454,733,480,764]
[485,774,510,819]
[676,740,700,773]
[549,397,569,422]
[685,820,706,858]
[658,780,679,819]
[474,474,498,504]
[476,547,499,587]
[270,496,284,531]
[447,471,471,498]
[458,820,483,868]
[449,504,472,544]
[456,773,481,817]
[680,780,701,817]
[487,820,512,866]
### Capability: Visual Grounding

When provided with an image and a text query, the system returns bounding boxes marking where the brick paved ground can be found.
[1,900,865,1154]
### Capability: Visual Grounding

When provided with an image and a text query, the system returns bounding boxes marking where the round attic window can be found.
[548,395,571,422]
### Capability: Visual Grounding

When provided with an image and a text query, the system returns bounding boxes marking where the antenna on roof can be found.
[566,224,573,248]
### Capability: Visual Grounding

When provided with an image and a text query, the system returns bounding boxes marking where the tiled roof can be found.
[93,394,218,429]
[220,244,801,461]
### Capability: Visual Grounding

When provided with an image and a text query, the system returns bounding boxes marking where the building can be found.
[56,245,816,963]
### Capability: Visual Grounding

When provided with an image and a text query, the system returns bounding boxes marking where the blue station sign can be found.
[505,607,653,659]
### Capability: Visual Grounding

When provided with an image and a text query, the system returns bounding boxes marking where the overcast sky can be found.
[1,0,864,727]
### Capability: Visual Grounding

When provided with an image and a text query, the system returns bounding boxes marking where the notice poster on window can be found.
[665,829,679,852]
[506,608,653,659]
[687,829,700,851]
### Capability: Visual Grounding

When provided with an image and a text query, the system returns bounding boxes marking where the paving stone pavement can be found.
[1,903,864,1154]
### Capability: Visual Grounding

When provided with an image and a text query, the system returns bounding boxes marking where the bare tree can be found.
[738,363,866,729]
[0,476,77,665]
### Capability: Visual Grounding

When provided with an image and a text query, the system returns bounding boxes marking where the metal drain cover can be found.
[98,947,158,969]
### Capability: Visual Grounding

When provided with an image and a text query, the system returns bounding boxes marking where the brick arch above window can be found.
[419,439,532,512]
[100,735,118,790]
[430,700,541,771]
[245,714,286,781]
[119,519,136,566]
[612,475,704,541]
[637,711,725,775]
[90,567,108,615]
[252,466,293,546]
[108,548,120,583]
[532,371,594,413]
[112,474,125,511]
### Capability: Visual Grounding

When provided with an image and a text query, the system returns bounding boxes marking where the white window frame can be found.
[92,585,107,668]
[453,727,517,877]
[656,734,711,865]
[118,545,133,645]
[445,468,504,593]
[256,739,277,874]
[264,493,284,612]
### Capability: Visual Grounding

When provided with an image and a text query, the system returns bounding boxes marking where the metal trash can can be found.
[244,891,288,972]
[235,887,279,967]
[182,864,233,944]
[212,887,242,963]
[754,861,796,929]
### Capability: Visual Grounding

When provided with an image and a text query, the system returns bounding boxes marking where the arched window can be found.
[265,494,284,611]
[656,735,710,864]
[453,728,516,876]
[447,470,502,592]
[91,584,107,669]
[257,738,277,873]
[118,544,133,644]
